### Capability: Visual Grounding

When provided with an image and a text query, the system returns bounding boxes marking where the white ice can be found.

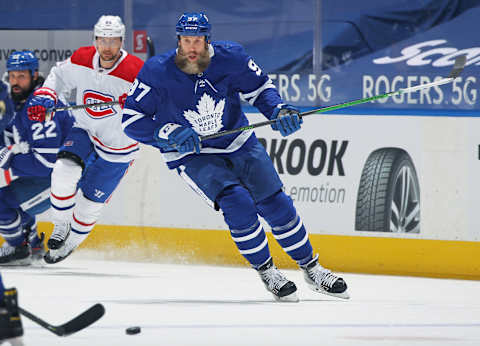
[2,255,480,346]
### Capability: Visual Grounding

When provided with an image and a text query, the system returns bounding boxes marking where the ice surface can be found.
[2,254,480,346]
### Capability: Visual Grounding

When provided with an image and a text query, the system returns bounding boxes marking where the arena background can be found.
[1,0,480,279]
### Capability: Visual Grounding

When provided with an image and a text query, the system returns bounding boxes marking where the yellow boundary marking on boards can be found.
[36,222,480,280]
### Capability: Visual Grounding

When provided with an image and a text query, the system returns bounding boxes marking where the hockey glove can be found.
[270,104,303,137]
[118,93,127,109]
[0,142,29,169]
[27,87,58,122]
[155,123,201,154]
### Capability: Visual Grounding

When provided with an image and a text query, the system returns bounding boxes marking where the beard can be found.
[10,84,33,104]
[175,47,210,75]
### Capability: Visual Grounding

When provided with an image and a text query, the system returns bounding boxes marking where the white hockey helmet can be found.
[94,15,125,40]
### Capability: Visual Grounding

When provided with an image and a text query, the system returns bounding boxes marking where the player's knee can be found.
[216,185,257,229]
[74,191,104,224]
[57,150,85,170]
[257,190,296,227]
[52,157,83,186]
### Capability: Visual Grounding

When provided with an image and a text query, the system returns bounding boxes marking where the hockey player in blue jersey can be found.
[0,81,14,133]
[122,12,349,301]
[0,51,74,265]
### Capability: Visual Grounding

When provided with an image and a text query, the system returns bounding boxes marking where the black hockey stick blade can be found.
[447,54,467,79]
[19,303,105,337]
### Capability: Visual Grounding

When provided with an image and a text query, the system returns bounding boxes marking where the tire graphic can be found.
[355,148,420,233]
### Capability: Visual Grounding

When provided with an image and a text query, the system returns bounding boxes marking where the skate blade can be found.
[273,291,299,303]
[44,249,74,264]
[308,284,350,299]
[0,257,33,266]
[8,337,25,346]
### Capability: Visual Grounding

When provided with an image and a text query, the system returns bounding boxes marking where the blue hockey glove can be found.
[270,104,303,137]
[155,123,201,154]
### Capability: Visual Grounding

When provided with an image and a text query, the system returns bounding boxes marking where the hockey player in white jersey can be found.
[122,12,349,301]
[27,15,144,263]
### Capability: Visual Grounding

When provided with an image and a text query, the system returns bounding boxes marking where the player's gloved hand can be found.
[10,142,29,154]
[154,123,201,154]
[270,104,303,137]
[118,93,127,109]
[0,142,30,169]
[26,87,58,122]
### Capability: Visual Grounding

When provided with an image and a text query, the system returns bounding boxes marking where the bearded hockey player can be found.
[122,12,349,301]
[0,51,74,265]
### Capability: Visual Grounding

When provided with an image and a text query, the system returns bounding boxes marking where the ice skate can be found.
[300,254,349,299]
[0,243,31,266]
[47,221,71,250]
[44,241,76,264]
[257,258,298,302]
[0,288,23,342]
[44,230,84,264]
[28,232,46,263]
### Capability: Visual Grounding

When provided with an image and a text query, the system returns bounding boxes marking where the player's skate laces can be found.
[257,258,298,302]
[47,221,71,250]
[300,254,349,299]
[0,242,31,266]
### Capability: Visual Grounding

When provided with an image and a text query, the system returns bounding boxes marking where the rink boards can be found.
[36,113,480,280]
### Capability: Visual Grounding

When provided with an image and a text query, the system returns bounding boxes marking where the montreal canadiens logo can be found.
[83,90,116,118]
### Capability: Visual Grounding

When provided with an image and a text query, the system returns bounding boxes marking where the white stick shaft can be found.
[398,77,454,94]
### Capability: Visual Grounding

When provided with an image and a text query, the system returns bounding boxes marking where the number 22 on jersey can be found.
[31,121,57,141]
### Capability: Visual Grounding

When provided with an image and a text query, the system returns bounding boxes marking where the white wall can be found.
[71,113,480,242]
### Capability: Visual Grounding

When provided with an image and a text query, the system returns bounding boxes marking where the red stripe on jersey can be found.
[51,192,76,201]
[70,46,96,69]
[108,54,144,83]
[73,214,96,227]
[4,169,11,185]
[92,135,138,151]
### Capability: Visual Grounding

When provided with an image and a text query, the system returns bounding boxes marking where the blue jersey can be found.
[2,91,74,178]
[122,41,283,169]
[0,81,14,133]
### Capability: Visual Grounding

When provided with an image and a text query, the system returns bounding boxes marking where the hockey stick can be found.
[50,100,120,113]
[45,100,120,121]
[18,303,105,337]
[45,101,120,121]
[201,55,467,141]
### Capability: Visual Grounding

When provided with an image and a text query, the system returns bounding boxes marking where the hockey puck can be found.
[126,326,141,335]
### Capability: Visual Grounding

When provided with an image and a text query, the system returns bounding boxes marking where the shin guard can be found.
[257,191,313,265]
[217,185,271,268]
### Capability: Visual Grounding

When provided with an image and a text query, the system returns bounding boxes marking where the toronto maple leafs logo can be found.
[183,93,225,135]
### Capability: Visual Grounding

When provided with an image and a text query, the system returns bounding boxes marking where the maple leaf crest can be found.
[183,93,225,135]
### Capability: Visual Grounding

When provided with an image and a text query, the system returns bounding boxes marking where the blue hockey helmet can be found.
[6,51,39,75]
[175,12,211,41]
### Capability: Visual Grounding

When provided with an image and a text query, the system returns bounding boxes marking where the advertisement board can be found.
[82,111,477,244]
[0,30,147,79]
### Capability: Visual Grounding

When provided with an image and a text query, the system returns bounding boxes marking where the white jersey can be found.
[43,46,144,163]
